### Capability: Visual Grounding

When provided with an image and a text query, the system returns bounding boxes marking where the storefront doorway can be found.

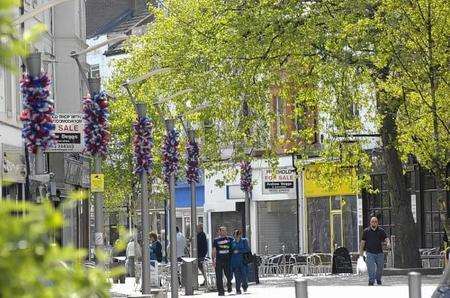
[307,195,358,253]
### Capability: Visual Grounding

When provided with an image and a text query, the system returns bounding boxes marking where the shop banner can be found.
[262,168,296,194]
[304,164,356,198]
[47,113,83,152]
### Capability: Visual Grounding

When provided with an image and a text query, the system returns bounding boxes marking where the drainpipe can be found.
[292,153,301,253]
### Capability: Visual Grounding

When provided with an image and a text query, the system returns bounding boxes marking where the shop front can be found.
[1,144,26,201]
[304,164,360,253]
[254,166,298,254]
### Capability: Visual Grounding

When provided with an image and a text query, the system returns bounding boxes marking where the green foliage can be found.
[105,0,449,207]
[0,0,46,70]
[0,199,110,297]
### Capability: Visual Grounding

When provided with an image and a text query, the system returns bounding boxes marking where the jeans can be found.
[233,265,248,292]
[126,256,135,277]
[366,252,384,283]
[215,257,232,294]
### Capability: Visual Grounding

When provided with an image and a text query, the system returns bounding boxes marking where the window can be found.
[275,97,285,137]
[366,174,394,236]
[89,64,100,79]
[0,64,5,113]
[226,185,245,200]
[422,171,446,248]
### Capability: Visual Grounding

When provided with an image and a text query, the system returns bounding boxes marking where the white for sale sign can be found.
[262,167,296,194]
[46,113,84,152]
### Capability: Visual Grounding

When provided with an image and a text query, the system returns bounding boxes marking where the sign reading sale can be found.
[47,113,84,152]
[262,168,296,194]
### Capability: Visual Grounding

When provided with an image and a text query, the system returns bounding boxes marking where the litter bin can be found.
[181,257,196,295]
[111,256,126,283]
[247,254,260,284]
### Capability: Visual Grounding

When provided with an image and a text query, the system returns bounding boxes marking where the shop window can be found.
[211,211,243,239]
[423,190,445,248]
[257,200,298,254]
[307,197,331,253]
[342,195,358,252]
[366,174,394,237]
[331,196,341,210]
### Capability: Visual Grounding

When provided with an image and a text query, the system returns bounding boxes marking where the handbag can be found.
[243,252,253,265]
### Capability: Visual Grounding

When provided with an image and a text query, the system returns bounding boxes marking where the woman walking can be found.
[231,229,250,294]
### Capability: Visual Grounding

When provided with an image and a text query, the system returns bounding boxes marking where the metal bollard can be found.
[295,279,308,298]
[408,272,421,298]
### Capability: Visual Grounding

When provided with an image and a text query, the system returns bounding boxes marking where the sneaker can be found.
[368,282,374,286]
[237,290,242,295]
[218,293,225,296]
[377,280,382,285]
[227,285,232,293]
[243,287,248,292]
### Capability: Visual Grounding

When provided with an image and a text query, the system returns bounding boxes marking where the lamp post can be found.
[241,100,252,247]
[122,84,152,295]
[24,52,46,176]
[187,130,198,261]
[70,36,128,260]
[121,67,170,294]
[164,118,179,298]
[136,102,152,295]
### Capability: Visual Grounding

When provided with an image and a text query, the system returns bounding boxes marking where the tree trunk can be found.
[379,100,421,268]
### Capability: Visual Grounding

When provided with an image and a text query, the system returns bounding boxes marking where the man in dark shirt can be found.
[360,216,390,285]
[212,226,233,296]
[197,224,208,286]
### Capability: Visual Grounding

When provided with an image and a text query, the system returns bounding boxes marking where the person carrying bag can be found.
[231,229,250,295]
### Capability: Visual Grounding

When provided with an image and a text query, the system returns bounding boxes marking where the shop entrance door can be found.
[330,211,343,252]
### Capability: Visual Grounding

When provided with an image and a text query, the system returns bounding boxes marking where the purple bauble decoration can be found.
[163,128,179,184]
[186,140,199,184]
[83,91,110,157]
[20,73,56,153]
[133,116,153,175]
[240,161,252,192]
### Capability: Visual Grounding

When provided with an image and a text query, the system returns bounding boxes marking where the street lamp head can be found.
[125,68,172,86]
[25,52,42,77]
[70,35,129,57]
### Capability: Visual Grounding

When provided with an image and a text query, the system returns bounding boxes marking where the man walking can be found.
[176,226,187,262]
[197,224,208,286]
[212,226,233,296]
[125,236,141,277]
[359,216,390,285]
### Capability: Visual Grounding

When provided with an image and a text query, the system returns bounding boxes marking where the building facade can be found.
[1,0,90,249]
[204,155,302,254]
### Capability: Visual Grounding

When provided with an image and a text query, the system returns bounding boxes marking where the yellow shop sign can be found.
[304,164,356,197]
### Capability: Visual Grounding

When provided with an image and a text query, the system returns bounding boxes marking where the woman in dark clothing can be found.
[230,229,250,294]
[149,232,163,262]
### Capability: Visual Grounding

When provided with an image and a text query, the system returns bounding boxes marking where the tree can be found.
[0,199,111,297]
[0,0,45,69]
[106,0,449,268]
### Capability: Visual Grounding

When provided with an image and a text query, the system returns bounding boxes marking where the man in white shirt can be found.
[126,237,141,277]
[176,226,187,262]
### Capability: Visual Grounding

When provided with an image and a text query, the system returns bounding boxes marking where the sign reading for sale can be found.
[262,168,296,194]
[46,113,84,152]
